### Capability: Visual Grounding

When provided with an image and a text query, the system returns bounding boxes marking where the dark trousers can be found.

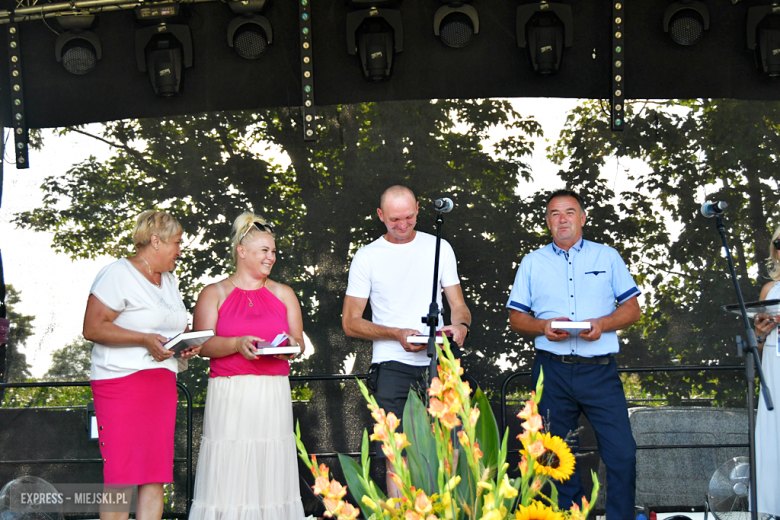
[532,352,637,520]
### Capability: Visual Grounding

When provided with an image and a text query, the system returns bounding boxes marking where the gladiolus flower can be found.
[313,476,329,495]
[440,412,461,430]
[469,407,480,426]
[382,443,396,462]
[517,399,538,420]
[530,478,543,492]
[405,511,422,520]
[327,480,347,499]
[527,439,546,458]
[370,423,389,442]
[499,475,518,499]
[482,509,503,520]
[394,432,411,451]
[386,412,400,432]
[428,397,446,416]
[519,455,528,474]
[426,515,437,520]
[339,503,360,520]
[457,430,470,447]
[361,496,378,510]
[477,481,493,491]
[429,377,445,397]
[473,441,483,461]
[323,498,342,517]
[390,472,404,491]
[414,490,433,515]
[370,406,386,424]
[522,414,543,434]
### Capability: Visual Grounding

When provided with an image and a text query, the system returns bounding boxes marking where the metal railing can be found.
[499,364,750,452]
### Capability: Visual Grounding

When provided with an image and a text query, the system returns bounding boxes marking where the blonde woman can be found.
[753,224,780,518]
[189,213,305,520]
[84,210,199,520]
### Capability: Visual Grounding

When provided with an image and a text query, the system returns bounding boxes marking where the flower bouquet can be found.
[294,337,599,520]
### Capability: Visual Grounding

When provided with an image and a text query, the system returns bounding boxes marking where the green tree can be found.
[15,100,575,411]
[1,285,35,383]
[44,337,93,381]
[551,98,780,405]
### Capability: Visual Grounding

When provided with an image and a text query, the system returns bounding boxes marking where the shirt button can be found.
[571,295,574,298]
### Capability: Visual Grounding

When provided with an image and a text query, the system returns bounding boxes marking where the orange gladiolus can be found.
[527,439,546,458]
[370,423,389,442]
[457,430,470,446]
[522,414,543,434]
[340,502,360,520]
[469,407,480,426]
[414,490,433,515]
[429,377,445,397]
[382,443,396,462]
[313,476,329,496]
[386,412,400,432]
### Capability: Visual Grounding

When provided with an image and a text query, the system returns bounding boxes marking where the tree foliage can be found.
[15,100,565,407]
[45,337,93,381]
[551,98,780,405]
[1,285,35,384]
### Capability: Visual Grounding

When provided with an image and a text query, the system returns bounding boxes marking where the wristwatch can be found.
[460,322,471,338]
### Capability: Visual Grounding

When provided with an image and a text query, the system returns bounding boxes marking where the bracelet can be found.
[757,336,766,344]
[460,322,471,338]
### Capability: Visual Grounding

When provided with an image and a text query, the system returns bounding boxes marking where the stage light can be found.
[516,2,573,75]
[663,1,709,46]
[227,0,273,60]
[747,5,780,78]
[134,4,193,96]
[55,14,102,75]
[434,1,479,48]
[346,2,403,82]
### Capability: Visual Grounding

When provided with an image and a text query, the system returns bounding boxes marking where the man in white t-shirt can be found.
[342,185,472,497]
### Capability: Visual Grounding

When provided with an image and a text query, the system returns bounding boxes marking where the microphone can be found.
[700,201,728,218]
[434,198,454,213]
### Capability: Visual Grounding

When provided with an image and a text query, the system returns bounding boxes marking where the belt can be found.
[544,352,613,365]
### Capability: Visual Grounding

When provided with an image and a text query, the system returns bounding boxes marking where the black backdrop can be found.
[1,0,780,129]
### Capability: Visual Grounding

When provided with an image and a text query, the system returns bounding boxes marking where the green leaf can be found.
[403,389,439,495]
[338,453,381,508]
[473,387,501,473]
[455,438,475,520]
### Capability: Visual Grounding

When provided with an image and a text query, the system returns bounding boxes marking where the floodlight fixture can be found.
[663,1,709,46]
[747,5,780,78]
[434,1,479,48]
[135,23,193,96]
[55,13,102,75]
[346,1,403,82]
[227,0,273,60]
[516,2,573,75]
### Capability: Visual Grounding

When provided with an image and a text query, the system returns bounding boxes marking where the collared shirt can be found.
[506,238,641,356]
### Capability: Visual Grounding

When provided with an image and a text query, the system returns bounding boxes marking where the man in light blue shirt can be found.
[507,190,641,520]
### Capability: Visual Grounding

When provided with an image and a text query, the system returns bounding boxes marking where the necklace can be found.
[228,276,267,307]
[138,255,161,288]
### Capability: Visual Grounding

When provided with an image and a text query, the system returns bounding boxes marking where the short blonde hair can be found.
[231,212,275,264]
[133,210,182,249]
[767,224,780,281]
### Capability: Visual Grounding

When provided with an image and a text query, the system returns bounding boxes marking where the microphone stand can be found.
[423,210,446,386]
[712,213,773,520]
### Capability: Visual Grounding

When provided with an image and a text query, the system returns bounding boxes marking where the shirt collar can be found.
[551,237,585,256]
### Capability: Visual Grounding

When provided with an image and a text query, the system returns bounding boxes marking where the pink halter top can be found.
[208,287,291,378]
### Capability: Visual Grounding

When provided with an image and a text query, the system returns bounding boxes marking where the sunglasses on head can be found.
[240,222,275,243]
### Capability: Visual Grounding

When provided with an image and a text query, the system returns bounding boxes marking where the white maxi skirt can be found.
[189,374,305,520]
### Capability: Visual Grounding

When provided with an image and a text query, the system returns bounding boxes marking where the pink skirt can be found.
[91,368,177,485]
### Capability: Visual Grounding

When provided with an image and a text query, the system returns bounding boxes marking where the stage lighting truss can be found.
[346,1,404,82]
[747,5,780,78]
[516,1,573,75]
[227,0,273,60]
[434,1,479,48]
[663,1,709,46]
[54,13,102,75]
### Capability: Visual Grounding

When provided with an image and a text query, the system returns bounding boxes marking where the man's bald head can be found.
[380,185,417,211]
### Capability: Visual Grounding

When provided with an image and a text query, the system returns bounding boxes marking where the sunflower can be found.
[514,501,564,520]
[531,433,575,482]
